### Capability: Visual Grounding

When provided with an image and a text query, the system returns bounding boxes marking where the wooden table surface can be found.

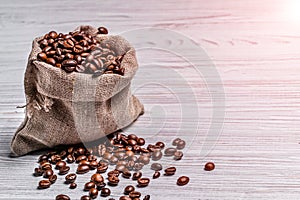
[1,0,300,199]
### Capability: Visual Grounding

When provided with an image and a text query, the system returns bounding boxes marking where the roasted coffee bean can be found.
[65,53,74,59]
[143,195,150,200]
[81,195,91,200]
[133,162,144,171]
[98,27,108,34]
[103,152,113,160]
[50,154,61,164]
[56,194,70,200]
[46,57,56,66]
[62,59,77,72]
[63,39,74,49]
[138,155,150,165]
[129,191,141,198]
[153,171,160,179]
[38,180,51,189]
[33,167,43,177]
[38,154,48,163]
[96,182,106,190]
[122,169,131,179]
[43,169,53,178]
[97,144,106,156]
[91,173,104,184]
[107,170,120,177]
[59,150,67,159]
[132,171,142,180]
[66,154,75,163]
[128,139,137,146]
[84,181,96,191]
[73,44,84,54]
[137,178,150,187]
[37,52,47,61]
[115,164,126,172]
[70,182,77,189]
[108,175,120,186]
[43,46,52,52]
[40,161,52,170]
[177,140,186,150]
[164,147,177,156]
[101,187,111,197]
[204,162,215,171]
[177,176,189,186]
[65,173,77,183]
[49,31,58,39]
[172,138,181,146]
[76,64,86,73]
[89,187,98,199]
[137,138,145,146]
[174,151,183,160]
[77,164,90,174]
[124,185,135,195]
[49,174,57,184]
[97,163,108,173]
[164,167,176,176]
[119,196,131,200]
[150,163,162,171]
[89,160,98,169]
[79,160,90,166]
[76,147,86,156]
[59,166,70,175]
[155,141,165,149]
[152,150,162,161]
[109,155,118,165]
[55,161,66,169]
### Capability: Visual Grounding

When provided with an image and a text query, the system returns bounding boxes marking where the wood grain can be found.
[1,0,300,199]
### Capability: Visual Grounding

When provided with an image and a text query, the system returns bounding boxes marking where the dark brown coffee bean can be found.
[62,59,77,71]
[59,166,70,175]
[73,44,84,54]
[177,176,189,186]
[164,147,177,156]
[55,161,66,169]
[50,154,61,164]
[46,57,56,66]
[79,160,90,166]
[103,152,113,160]
[152,150,162,161]
[37,52,47,61]
[49,31,58,39]
[49,174,57,184]
[46,50,56,56]
[150,163,162,171]
[153,171,160,179]
[65,173,77,183]
[70,182,77,189]
[76,64,85,73]
[56,194,70,200]
[174,151,183,160]
[33,167,43,177]
[38,154,48,163]
[39,39,48,48]
[65,53,74,59]
[108,175,119,186]
[76,147,86,155]
[96,182,106,190]
[38,180,51,189]
[43,169,53,178]
[91,173,104,184]
[129,191,141,198]
[132,171,142,180]
[59,150,67,159]
[66,154,75,163]
[40,161,52,170]
[84,181,96,191]
[143,195,150,200]
[119,196,131,200]
[63,39,74,49]
[97,163,108,173]
[115,164,126,172]
[137,178,150,187]
[81,195,91,200]
[109,156,118,165]
[90,160,98,169]
[43,46,52,52]
[137,138,145,146]
[124,185,135,195]
[164,167,176,176]
[172,138,181,146]
[76,155,87,163]
[101,187,111,197]
[204,162,215,171]
[89,187,98,199]
[122,169,131,179]
[177,140,186,150]
[77,164,90,174]
[155,142,165,149]
[87,63,97,72]
[107,170,120,177]
[98,27,108,34]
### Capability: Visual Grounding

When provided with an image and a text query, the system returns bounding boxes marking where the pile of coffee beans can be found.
[33,131,214,199]
[37,27,125,76]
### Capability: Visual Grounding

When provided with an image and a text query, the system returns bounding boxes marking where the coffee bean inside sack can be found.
[32,132,208,199]
[37,26,125,76]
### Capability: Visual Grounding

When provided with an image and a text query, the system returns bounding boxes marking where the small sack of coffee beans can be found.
[10,25,144,156]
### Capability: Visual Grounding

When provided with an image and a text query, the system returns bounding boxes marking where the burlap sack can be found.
[10,25,144,156]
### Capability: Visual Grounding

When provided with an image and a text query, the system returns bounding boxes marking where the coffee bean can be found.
[143,195,151,200]
[66,154,75,163]
[164,147,177,156]
[173,151,183,160]
[133,162,144,171]
[124,185,135,195]
[76,64,86,73]
[204,162,215,171]
[77,164,90,174]
[43,169,53,178]
[49,174,57,184]
[46,57,56,66]
[81,195,91,200]
[96,182,106,190]
[65,173,77,183]
[79,160,90,166]
[40,161,52,170]
[108,175,120,186]
[122,169,131,179]
[115,164,126,172]
[91,173,104,184]
[172,138,181,146]
[97,163,108,173]
[84,181,96,191]
[56,194,70,200]
[138,155,150,164]
[177,176,190,186]
[98,27,108,34]
[55,161,66,169]
[150,163,162,171]
[33,167,43,177]
[63,39,74,49]
[103,152,113,160]
[129,191,141,198]
[59,166,70,175]
[137,178,150,187]
[137,138,145,146]
[153,171,160,179]
[62,59,77,72]
[119,196,131,200]
[132,171,142,180]
[152,150,162,161]
[89,187,98,199]
[73,44,84,54]
[49,31,58,39]
[107,170,120,177]
[164,167,176,176]
[37,52,47,61]
[38,180,51,189]
[155,141,165,149]
[70,182,77,189]
[109,155,118,165]
[101,188,111,197]
[89,160,98,169]
[97,144,106,156]
[177,140,186,150]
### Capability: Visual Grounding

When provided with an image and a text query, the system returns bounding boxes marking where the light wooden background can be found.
[1,0,300,199]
